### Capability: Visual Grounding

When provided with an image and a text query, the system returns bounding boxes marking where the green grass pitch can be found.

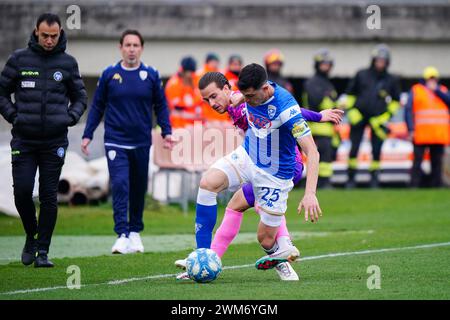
[0,189,449,300]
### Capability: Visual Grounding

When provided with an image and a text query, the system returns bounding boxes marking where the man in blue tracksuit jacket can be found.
[81,30,173,254]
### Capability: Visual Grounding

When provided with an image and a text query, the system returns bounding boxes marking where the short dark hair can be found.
[36,13,61,29]
[199,72,230,91]
[237,63,268,91]
[205,52,220,63]
[228,54,243,65]
[180,56,197,72]
[120,29,144,46]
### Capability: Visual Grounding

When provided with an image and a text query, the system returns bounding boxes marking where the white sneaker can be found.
[128,232,144,253]
[255,245,300,270]
[176,271,192,281]
[111,234,130,254]
[275,262,299,281]
[174,258,187,270]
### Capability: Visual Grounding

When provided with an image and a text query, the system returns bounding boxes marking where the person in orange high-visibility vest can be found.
[222,54,243,91]
[405,66,450,187]
[165,56,204,128]
[197,52,221,78]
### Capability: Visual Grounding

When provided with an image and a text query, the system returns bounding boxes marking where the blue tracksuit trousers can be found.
[105,146,150,236]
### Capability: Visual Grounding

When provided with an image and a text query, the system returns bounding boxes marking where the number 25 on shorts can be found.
[261,188,280,202]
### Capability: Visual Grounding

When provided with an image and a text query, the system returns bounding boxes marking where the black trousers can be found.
[349,119,384,165]
[411,144,444,188]
[314,136,333,177]
[315,136,333,163]
[11,138,67,252]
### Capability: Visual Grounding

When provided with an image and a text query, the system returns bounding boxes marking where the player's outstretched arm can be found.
[320,109,344,124]
[297,135,322,223]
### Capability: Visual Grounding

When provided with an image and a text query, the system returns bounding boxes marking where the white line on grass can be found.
[1,241,449,296]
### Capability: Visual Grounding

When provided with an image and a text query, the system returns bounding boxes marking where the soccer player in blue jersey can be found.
[175,72,341,281]
[192,63,320,270]
[81,30,174,254]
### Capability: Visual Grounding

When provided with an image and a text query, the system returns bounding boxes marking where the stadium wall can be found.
[0,0,449,78]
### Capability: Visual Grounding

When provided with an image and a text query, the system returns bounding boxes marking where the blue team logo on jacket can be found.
[53,71,63,82]
[267,105,277,119]
[57,147,65,158]
[108,150,117,161]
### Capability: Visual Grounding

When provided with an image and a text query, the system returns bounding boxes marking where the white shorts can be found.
[211,145,293,221]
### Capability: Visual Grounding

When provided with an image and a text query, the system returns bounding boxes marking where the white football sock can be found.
[277,236,293,250]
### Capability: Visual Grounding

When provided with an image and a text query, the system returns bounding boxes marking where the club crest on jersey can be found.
[53,71,63,82]
[267,105,277,119]
[139,70,148,81]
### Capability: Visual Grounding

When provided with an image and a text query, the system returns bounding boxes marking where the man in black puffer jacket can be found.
[0,13,87,267]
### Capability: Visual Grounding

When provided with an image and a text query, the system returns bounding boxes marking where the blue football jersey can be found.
[82,61,171,148]
[243,82,311,179]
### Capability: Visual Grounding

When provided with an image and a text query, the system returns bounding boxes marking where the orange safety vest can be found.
[223,69,239,91]
[165,73,204,128]
[196,64,220,79]
[412,83,450,145]
[202,100,232,123]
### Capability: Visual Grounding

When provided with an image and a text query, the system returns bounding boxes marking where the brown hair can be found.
[120,29,144,46]
[199,72,230,90]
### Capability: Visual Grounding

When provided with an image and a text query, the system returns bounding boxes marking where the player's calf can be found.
[255,212,300,270]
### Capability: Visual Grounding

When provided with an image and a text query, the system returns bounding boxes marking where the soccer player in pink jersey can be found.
[175,72,343,280]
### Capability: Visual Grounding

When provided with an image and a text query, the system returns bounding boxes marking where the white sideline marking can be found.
[1,241,449,296]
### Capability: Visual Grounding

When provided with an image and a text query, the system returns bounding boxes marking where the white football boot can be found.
[255,245,300,270]
[175,271,192,281]
[128,232,144,253]
[174,258,187,270]
[111,233,130,254]
[275,262,299,281]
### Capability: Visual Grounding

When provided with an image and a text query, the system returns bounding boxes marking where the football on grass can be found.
[186,248,222,283]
